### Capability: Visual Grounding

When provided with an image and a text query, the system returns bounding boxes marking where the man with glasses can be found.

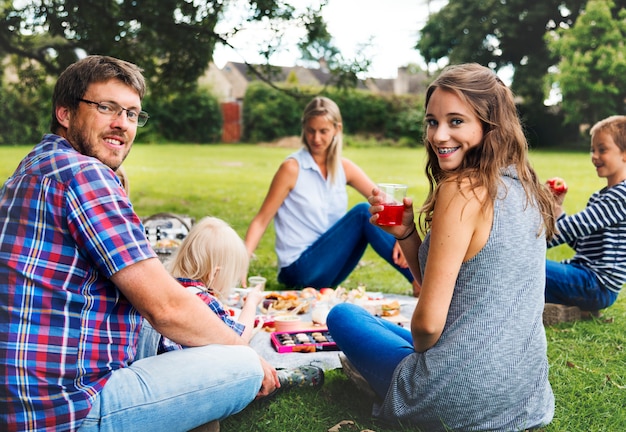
[0,55,278,432]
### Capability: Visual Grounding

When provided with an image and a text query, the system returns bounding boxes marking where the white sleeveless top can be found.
[274,149,347,268]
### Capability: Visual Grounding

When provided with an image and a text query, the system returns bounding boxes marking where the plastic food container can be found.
[273,315,302,332]
[271,330,339,353]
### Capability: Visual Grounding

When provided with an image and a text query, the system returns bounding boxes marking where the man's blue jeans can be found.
[78,322,263,432]
[545,260,618,310]
[278,203,414,288]
[327,302,414,398]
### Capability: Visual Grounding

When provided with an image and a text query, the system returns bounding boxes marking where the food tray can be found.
[271,330,339,353]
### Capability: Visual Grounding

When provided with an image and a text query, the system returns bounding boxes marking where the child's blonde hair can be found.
[589,115,626,152]
[167,217,249,300]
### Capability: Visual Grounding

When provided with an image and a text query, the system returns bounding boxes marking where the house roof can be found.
[225,61,371,90]
[207,61,429,102]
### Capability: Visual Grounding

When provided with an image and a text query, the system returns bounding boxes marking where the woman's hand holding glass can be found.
[368,187,415,240]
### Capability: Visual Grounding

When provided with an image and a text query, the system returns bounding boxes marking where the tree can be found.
[297,6,371,88]
[546,0,626,127]
[0,0,355,94]
[417,0,589,109]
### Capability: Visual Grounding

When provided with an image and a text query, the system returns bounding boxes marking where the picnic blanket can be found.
[249,293,418,371]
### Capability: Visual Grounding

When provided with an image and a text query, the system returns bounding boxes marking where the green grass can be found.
[1,143,624,431]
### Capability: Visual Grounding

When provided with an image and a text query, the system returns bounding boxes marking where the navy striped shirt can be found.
[548,181,626,293]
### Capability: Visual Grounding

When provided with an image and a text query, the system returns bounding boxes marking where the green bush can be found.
[384,94,425,146]
[0,78,52,145]
[241,83,425,146]
[242,82,302,142]
[142,89,222,143]
[0,75,222,145]
[327,91,390,136]
[519,103,584,149]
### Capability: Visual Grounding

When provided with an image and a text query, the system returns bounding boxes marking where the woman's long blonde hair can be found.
[419,63,556,239]
[301,96,343,184]
[167,217,249,300]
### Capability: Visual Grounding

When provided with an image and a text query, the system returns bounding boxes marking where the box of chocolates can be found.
[271,330,339,353]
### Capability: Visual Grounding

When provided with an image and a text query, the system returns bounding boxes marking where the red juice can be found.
[377,204,404,226]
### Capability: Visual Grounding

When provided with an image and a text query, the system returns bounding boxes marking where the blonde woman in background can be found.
[245,96,420,296]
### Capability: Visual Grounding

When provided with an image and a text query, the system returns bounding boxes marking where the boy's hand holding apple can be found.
[547,177,568,195]
[546,176,568,214]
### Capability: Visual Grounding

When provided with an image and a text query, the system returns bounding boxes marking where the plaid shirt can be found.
[158,278,245,353]
[0,135,156,431]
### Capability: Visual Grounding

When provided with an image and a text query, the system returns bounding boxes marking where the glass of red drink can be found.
[377,183,407,226]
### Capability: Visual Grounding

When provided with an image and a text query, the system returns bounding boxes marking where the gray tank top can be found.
[376,168,555,431]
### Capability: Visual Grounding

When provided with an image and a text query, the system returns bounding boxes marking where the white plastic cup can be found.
[248,276,267,290]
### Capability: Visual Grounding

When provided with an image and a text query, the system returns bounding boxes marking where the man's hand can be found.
[255,356,279,398]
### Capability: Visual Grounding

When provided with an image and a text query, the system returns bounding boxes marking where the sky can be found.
[213,0,448,79]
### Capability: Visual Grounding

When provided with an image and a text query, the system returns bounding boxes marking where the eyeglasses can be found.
[78,98,149,127]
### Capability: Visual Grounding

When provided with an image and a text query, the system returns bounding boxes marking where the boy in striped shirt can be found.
[545,115,626,312]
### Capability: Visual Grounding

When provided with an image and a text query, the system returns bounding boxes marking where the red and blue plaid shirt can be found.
[0,135,156,431]
[158,279,245,353]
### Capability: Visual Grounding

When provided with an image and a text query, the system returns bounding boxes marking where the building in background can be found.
[200,61,429,142]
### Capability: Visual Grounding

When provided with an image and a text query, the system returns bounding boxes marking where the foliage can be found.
[296,1,372,88]
[0,65,52,144]
[546,0,626,127]
[519,104,584,149]
[1,0,221,92]
[327,91,389,136]
[0,0,370,95]
[416,0,626,134]
[0,77,222,144]
[242,82,304,142]
[241,82,425,145]
[307,89,424,145]
[0,73,423,146]
[418,0,586,106]
[140,90,223,143]
[382,94,426,146]
[0,0,405,146]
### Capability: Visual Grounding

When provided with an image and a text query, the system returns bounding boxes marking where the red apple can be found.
[547,177,568,195]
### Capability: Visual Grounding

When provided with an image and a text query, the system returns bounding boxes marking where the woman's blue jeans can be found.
[77,322,263,432]
[545,260,618,310]
[278,203,414,288]
[327,303,414,399]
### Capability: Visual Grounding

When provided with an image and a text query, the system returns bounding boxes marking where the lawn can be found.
[1,143,624,431]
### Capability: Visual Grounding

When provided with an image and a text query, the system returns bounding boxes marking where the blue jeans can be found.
[78,322,263,432]
[326,303,414,398]
[545,260,618,310]
[278,203,414,288]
